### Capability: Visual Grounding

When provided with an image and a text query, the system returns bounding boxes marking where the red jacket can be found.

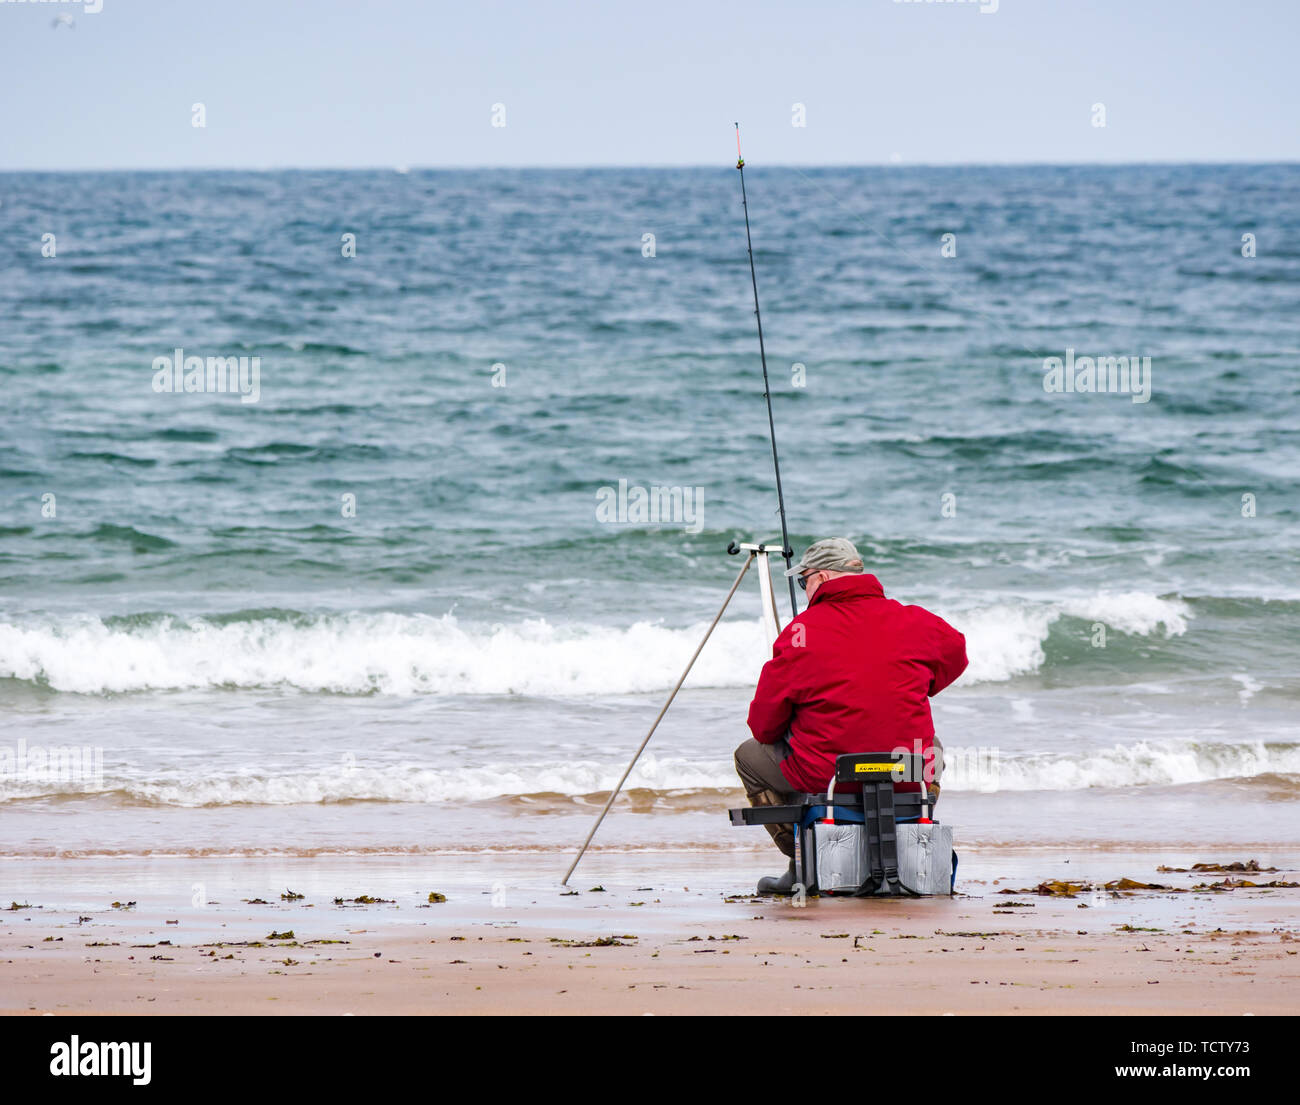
[746,574,968,793]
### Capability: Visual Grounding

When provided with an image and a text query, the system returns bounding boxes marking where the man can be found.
[734,537,968,894]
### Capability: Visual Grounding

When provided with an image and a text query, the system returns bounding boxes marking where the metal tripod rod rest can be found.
[727,540,790,646]
[561,550,762,886]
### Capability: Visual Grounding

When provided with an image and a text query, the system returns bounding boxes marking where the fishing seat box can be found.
[729,752,956,896]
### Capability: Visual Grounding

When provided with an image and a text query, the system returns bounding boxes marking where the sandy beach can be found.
[4,851,1296,1016]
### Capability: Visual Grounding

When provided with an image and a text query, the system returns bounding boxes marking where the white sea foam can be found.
[945,738,1300,792]
[1231,673,1263,705]
[1057,591,1190,637]
[958,604,1057,683]
[0,592,1192,697]
[960,592,1190,683]
[0,753,733,806]
[0,613,767,696]
[2,741,1294,807]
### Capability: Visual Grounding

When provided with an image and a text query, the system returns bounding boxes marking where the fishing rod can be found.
[735,123,799,620]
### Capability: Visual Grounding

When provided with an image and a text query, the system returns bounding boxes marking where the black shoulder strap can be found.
[856,780,919,897]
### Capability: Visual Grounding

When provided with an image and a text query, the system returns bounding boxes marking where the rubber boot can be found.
[757,860,797,896]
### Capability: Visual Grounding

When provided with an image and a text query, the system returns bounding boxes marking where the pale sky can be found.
[3,0,1297,169]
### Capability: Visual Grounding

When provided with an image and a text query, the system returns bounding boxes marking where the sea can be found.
[2,165,1298,884]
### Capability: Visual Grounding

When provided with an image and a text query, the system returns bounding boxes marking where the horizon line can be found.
[3,158,1298,174]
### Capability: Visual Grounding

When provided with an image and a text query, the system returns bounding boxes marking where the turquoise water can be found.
[1,166,1297,856]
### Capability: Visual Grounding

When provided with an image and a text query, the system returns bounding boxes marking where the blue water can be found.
[1,166,1297,856]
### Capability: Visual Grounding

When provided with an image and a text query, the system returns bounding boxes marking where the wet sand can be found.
[3,852,1297,1015]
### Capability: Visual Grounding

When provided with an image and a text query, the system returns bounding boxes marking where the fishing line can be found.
[736,123,799,619]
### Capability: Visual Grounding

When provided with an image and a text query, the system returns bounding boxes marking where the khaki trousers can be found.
[733,737,797,859]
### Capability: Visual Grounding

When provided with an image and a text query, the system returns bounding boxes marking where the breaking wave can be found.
[2,741,1295,807]
[0,592,1193,696]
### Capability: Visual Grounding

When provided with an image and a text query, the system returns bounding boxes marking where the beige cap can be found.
[783,537,865,577]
